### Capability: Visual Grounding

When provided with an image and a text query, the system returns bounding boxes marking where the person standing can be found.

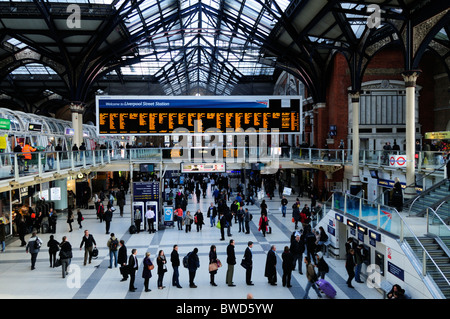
[302,256,322,299]
[48,208,57,234]
[290,232,305,274]
[209,245,219,286]
[59,236,72,278]
[142,251,153,292]
[107,233,119,268]
[26,232,42,270]
[242,241,254,285]
[315,252,329,280]
[188,248,200,288]
[258,211,268,237]
[118,240,128,281]
[133,208,142,233]
[47,234,60,267]
[157,250,167,289]
[346,248,356,288]
[264,245,277,285]
[128,248,139,292]
[282,246,294,288]
[104,205,113,234]
[226,239,236,287]
[0,220,5,252]
[145,206,155,233]
[79,230,97,266]
[170,245,182,288]
[354,244,364,283]
[219,212,226,241]
[243,208,251,234]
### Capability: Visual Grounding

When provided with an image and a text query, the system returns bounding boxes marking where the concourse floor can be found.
[0,188,382,300]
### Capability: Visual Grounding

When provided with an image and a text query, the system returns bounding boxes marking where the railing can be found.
[0,146,446,182]
[426,208,450,247]
[329,191,450,298]
[408,179,449,217]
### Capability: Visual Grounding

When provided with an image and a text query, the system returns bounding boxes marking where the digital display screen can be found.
[96,96,301,135]
[181,163,226,173]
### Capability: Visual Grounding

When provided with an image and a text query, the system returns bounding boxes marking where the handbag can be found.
[148,264,154,271]
[216,259,222,268]
[54,258,62,267]
[209,263,218,272]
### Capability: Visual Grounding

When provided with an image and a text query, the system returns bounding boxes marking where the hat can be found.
[316,252,323,259]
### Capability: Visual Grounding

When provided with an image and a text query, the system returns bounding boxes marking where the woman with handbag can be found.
[209,245,219,286]
[157,250,167,289]
[142,251,153,292]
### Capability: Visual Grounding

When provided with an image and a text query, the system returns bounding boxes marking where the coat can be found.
[282,251,294,272]
[142,257,153,279]
[242,247,252,269]
[170,249,180,267]
[209,250,218,274]
[226,244,236,265]
[187,251,200,272]
[118,245,127,265]
[157,255,167,275]
[264,249,277,278]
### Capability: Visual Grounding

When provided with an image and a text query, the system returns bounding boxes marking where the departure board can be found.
[97,96,301,135]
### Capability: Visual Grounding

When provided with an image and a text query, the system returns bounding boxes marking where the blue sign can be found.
[164,206,173,222]
[388,261,404,281]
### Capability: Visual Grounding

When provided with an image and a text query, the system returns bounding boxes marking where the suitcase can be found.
[129,225,137,234]
[316,279,336,298]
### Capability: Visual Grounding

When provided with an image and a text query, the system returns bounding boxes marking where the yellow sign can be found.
[424,131,450,140]
[0,134,7,149]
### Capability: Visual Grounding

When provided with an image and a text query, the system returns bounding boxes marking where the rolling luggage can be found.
[316,279,336,298]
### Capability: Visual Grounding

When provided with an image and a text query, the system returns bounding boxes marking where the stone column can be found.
[402,71,421,199]
[349,91,361,195]
[70,102,85,149]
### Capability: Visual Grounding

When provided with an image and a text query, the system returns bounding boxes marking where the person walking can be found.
[281,196,288,217]
[315,252,329,280]
[107,233,119,268]
[133,208,142,233]
[188,248,200,288]
[236,207,244,232]
[67,209,74,232]
[170,245,182,288]
[226,239,236,287]
[26,232,42,270]
[346,248,356,288]
[194,209,204,232]
[59,236,72,278]
[208,203,217,227]
[242,241,254,285]
[76,209,84,229]
[302,256,322,299]
[80,230,97,266]
[175,206,183,230]
[209,245,219,286]
[184,211,194,233]
[258,211,268,237]
[118,240,128,281]
[47,234,60,267]
[282,246,294,288]
[142,251,153,292]
[157,250,167,289]
[264,245,277,285]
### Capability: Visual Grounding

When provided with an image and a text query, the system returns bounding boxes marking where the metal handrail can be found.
[426,207,450,234]
[408,177,448,216]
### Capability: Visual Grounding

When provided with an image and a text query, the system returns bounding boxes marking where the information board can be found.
[97,95,301,135]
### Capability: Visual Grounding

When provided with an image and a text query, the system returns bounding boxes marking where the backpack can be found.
[183,252,191,268]
[34,237,42,250]
[110,238,119,250]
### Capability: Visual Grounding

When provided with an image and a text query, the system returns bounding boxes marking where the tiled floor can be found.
[0,188,383,300]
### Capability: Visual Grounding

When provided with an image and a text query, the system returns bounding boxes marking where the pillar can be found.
[402,71,421,199]
[70,102,85,149]
[349,91,361,195]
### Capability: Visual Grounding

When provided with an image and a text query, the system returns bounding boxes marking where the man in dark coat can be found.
[128,249,138,292]
[346,248,356,288]
[188,248,200,288]
[264,245,277,285]
[226,239,236,287]
[118,240,128,281]
[242,241,254,285]
[170,245,182,288]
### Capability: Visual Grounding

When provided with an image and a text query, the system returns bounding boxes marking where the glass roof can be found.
[106,0,290,95]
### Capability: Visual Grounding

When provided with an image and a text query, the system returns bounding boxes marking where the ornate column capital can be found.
[348,90,360,103]
[401,70,421,87]
[69,102,86,114]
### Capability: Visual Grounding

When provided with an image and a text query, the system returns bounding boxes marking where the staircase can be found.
[405,236,450,298]
[408,180,449,220]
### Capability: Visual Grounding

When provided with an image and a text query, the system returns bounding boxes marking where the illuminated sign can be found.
[181,163,226,173]
[96,95,301,135]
